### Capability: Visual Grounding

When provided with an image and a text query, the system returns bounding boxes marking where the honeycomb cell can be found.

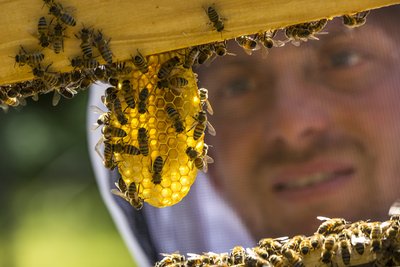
[157,121,167,131]
[179,166,190,176]
[156,98,166,108]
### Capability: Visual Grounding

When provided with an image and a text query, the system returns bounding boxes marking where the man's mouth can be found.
[272,167,355,192]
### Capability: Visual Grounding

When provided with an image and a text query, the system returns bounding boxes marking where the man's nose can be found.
[264,71,330,151]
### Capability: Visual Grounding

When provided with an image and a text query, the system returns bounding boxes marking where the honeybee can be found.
[258,237,287,255]
[37,16,50,48]
[321,235,337,264]
[51,22,65,54]
[119,80,136,109]
[75,26,93,58]
[370,223,382,252]
[102,87,128,125]
[111,181,143,210]
[157,253,185,267]
[283,235,306,251]
[157,76,188,92]
[338,234,351,265]
[157,56,180,80]
[197,44,215,65]
[53,86,77,106]
[269,254,286,267]
[235,35,260,55]
[93,30,113,64]
[316,216,347,235]
[132,50,149,74]
[70,56,99,69]
[15,46,45,67]
[183,47,200,69]
[281,248,305,267]
[205,5,225,32]
[0,90,19,107]
[90,105,110,130]
[32,65,60,90]
[102,125,127,139]
[254,30,285,58]
[121,144,141,156]
[137,127,149,156]
[151,156,164,185]
[342,11,370,28]
[213,40,235,57]
[198,87,214,115]
[229,246,246,265]
[138,87,149,114]
[189,110,216,140]
[94,137,117,169]
[165,105,185,133]
[285,19,328,46]
[48,3,76,27]
[299,238,312,256]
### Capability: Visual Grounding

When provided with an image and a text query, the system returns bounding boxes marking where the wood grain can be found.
[0,0,399,85]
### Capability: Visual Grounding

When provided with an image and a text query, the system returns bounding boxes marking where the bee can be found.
[254,30,285,58]
[93,30,113,64]
[197,44,215,65]
[283,235,306,251]
[0,90,19,107]
[50,22,65,54]
[102,125,127,139]
[157,253,185,267]
[165,105,185,133]
[157,76,188,92]
[198,87,214,115]
[269,255,286,267]
[285,19,328,46]
[53,86,77,106]
[370,223,382,252]
[281,248,305,267]
[37,16,50,48]
[316,216,347,235]
[205,5,225,32]
[188,145,214,173]
[350,234,366,256]
[120,80,136,109]
[229,246,246,265]
[90,105,111,130]
[157,56,180,80]
[235,35,260,55]
[189,110,216,140]
[75,26,93,58]
[121,144,141,156]
[252,247,269,260]
[137,127,149,156]
[258,237,287,255]
[94,138,117,169]
[138,87,149,114]
[32,65,60,90]
[132,50,149,74]
[15,46,45,67]
[299,238,312,256]
[111,181,144,210]
[102,87,128,125]
[338,234,351,265]
[212,40,235,57]
[321,235,337,264]
[93,67,106,81]
[151,156,164,184]
[70,56,99,69]
[342,11,370,28]
[183,47,200,69]
[48,3,76,27]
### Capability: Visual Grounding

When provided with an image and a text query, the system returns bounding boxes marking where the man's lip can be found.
[270,161,356,193]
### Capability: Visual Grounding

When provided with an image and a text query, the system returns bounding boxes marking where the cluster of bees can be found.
[155,214,400,267]
[92,50,216,208]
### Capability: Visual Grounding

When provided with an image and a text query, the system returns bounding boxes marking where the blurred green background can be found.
[0,90,136,267]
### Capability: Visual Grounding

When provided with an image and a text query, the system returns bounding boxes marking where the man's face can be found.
[199,8,400,239]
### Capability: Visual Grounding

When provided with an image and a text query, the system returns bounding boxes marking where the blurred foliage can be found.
[0,90,136,267]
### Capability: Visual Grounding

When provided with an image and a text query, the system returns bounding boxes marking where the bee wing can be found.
[317,216,331,221]
[90,122,101,131]
[205,100,214,115]
[351,235,369,246]
[388,199,400,216]
[206,121,216,136]
[260,45,270,59]
[187,253,202,258]
[273,40,286,48]
[32,94,39,101]
[52,91,61,106]
[110,189,128,201]
[204,155,214,164]
[95,137,105,160]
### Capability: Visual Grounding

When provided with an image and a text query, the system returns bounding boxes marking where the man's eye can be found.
[327,50,363,68]
[222,78,255,97]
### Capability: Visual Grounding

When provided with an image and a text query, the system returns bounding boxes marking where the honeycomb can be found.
[101,50,206,208]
